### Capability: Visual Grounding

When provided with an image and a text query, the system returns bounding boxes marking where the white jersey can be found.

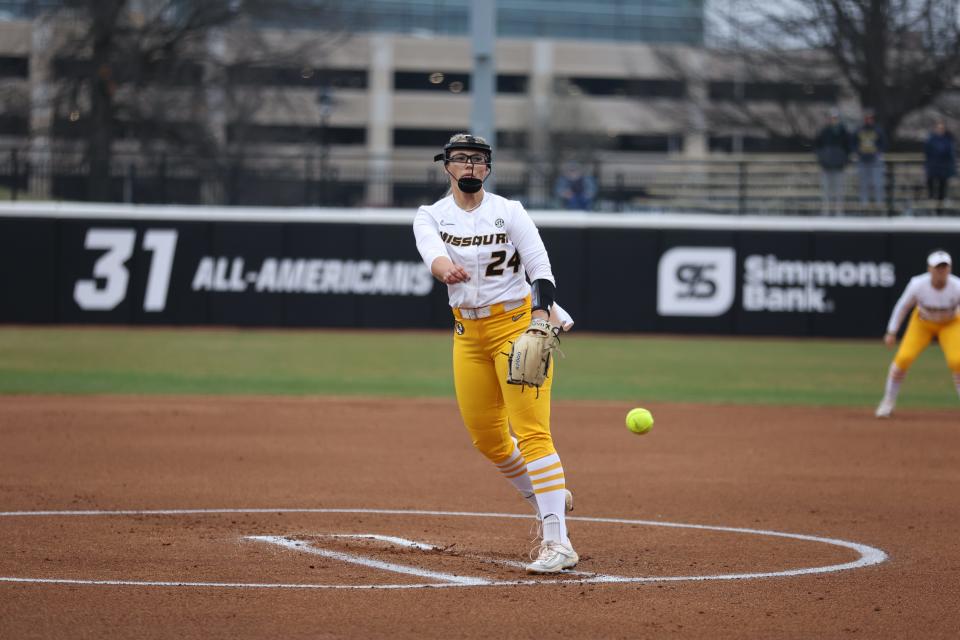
[413,191,555,310]
[886,272,960,333]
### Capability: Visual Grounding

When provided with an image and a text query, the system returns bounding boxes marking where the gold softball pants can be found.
[452,297,556,465]
[894,308,960,372]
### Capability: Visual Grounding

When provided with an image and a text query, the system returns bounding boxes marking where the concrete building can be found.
[0,1,847,208]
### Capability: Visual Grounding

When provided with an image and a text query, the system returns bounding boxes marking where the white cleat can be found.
[525,540,579,574]
[875,396,895,418]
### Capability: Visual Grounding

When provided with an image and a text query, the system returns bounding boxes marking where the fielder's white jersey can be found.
[413,192,555,310]
[886,272,960,333]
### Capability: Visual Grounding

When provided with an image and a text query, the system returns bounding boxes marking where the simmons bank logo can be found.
[657,247,897,317]
[657,247,736,317]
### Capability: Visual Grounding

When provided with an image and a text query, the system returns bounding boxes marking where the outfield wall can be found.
[2,202,959,337]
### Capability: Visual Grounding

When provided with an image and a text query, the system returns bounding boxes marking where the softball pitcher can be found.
[412,133,577,573]
[876,249,960,417]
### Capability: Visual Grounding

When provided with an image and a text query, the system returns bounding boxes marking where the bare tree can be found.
[41,0,354,201]
[521,78,612,207]
[710,0,960,144]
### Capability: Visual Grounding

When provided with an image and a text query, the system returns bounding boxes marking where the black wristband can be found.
[530,279,555,313]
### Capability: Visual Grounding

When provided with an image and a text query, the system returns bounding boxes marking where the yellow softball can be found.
[625,407,654,435]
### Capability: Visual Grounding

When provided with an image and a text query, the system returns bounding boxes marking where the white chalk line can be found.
[247,535,489,586]
[306,534,551,573]
[250,533,600,579]
[322,533,594,575]
[320,534,438,551]
[0,507,888,590]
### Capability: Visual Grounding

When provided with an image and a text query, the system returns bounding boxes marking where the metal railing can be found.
[0,147,956,216]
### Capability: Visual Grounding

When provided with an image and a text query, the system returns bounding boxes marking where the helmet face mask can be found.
[434,135,493,194]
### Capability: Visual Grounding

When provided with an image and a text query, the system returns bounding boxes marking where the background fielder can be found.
[412,133,577,574]
[876,249,960,417]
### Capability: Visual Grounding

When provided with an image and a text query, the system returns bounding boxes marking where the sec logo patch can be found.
[455,321,465,335]
[495,218,505,228]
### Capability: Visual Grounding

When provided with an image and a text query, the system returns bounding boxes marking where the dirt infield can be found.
[1,396,958,639]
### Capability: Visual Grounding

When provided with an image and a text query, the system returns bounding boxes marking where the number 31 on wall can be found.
[73,228,179,312]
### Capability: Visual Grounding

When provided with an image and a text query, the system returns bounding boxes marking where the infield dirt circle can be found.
[1,396,958,638]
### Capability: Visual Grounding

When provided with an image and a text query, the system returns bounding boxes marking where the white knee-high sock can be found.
[527,453,569,545]
[495,438,539,516]
[884,364,906,401]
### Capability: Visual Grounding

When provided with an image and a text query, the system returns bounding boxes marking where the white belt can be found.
[918,308,959,324]
[457,298,525,320]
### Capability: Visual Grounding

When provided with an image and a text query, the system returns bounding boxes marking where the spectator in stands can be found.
[924,119,956,215]
[554,161,597,211]
[814,108,853,216]
[855,110,887,209]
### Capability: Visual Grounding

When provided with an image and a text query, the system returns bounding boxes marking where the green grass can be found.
[0,327,956,408]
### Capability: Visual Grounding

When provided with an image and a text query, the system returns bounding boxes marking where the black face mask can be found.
[457,176,484,193]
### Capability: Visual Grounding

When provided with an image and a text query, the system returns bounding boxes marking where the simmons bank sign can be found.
[657,246,897,317]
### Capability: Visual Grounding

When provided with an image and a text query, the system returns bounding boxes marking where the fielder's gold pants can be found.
[452,297,556,465]
[894,308,960,372]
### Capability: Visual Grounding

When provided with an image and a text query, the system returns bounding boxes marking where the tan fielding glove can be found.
[507,318,561,388]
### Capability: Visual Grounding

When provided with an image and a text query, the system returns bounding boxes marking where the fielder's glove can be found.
[507,318,561,388]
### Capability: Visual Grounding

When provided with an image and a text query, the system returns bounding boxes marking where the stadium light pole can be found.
[471,1,496,192]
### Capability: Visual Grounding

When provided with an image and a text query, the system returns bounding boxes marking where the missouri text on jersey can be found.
[440,232,509,247]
